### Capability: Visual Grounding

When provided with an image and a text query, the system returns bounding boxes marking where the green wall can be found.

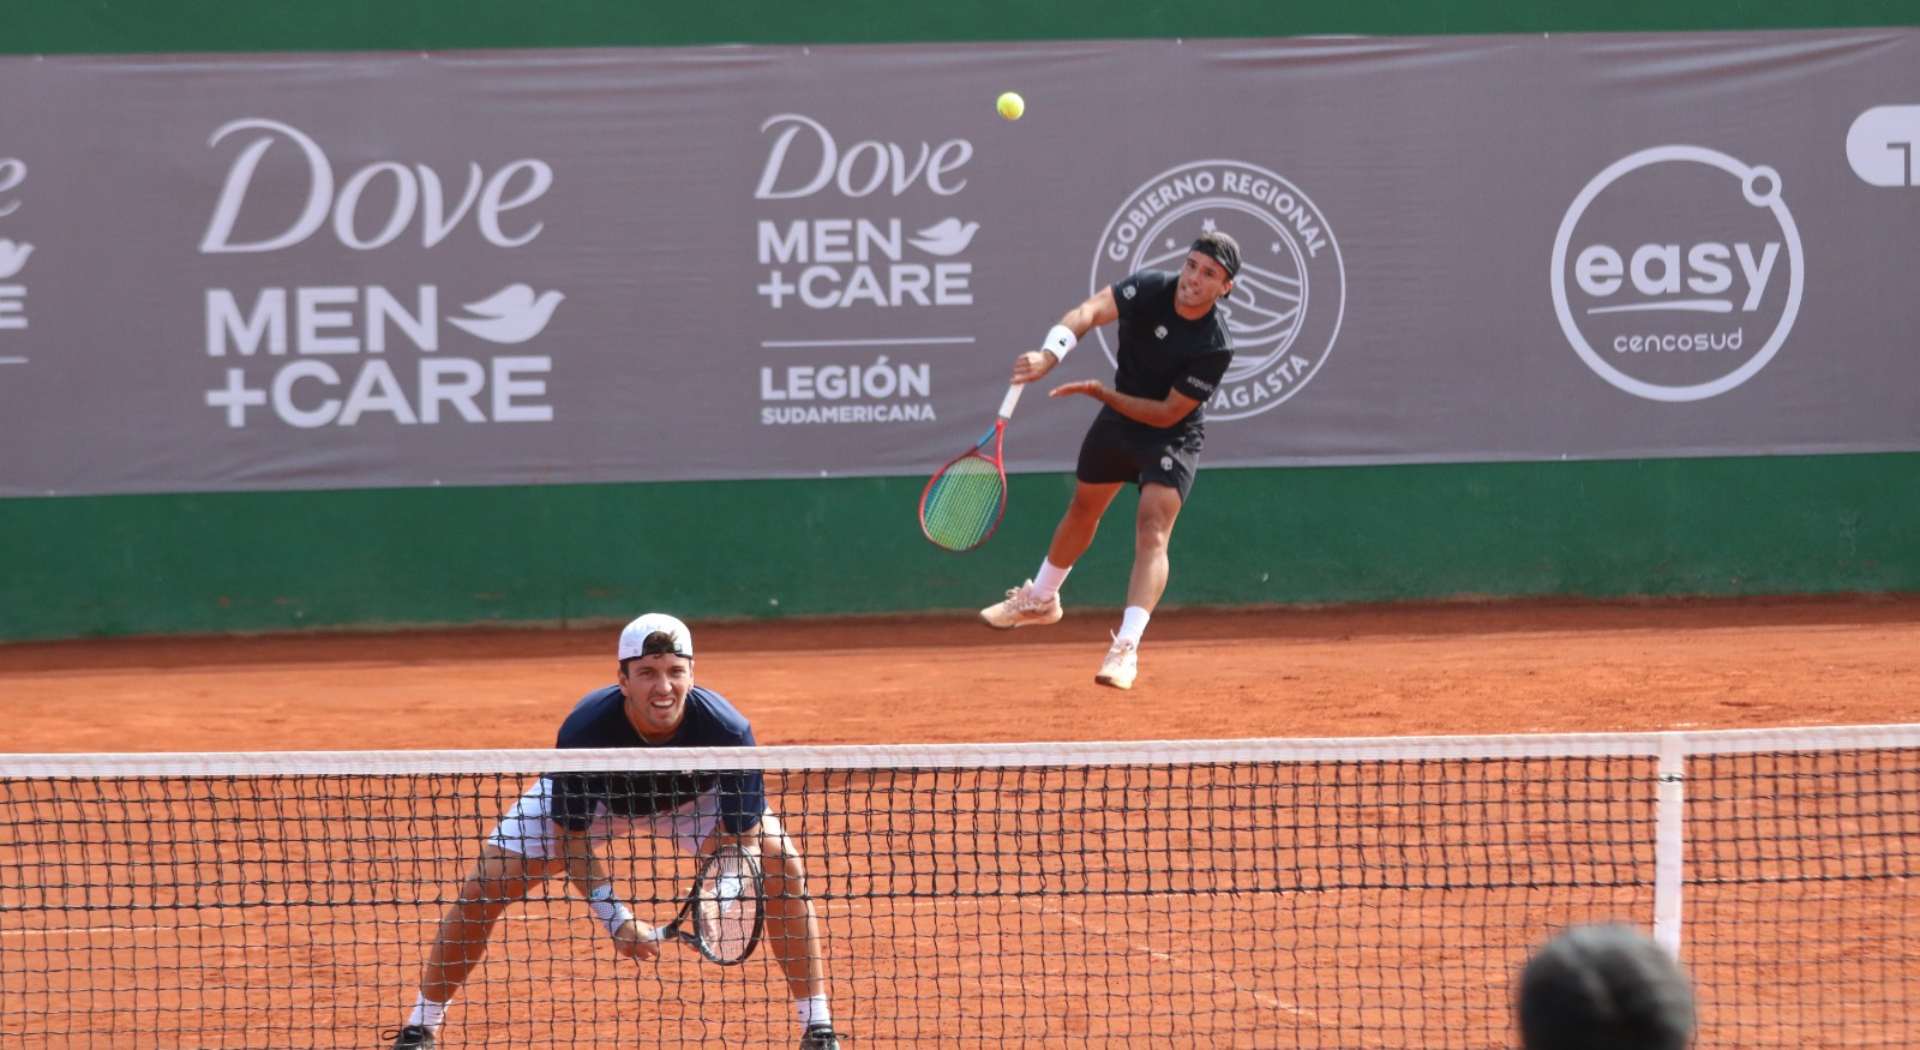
[5,455,1915,642]
[5,0,1915,54]
[3,1,1916,641]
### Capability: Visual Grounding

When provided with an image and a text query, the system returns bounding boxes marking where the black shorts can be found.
[1074,414,1204,501]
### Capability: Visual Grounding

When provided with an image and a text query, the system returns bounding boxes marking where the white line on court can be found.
[1019,895,1342,1033]
[0,913,538,938]
[821,894,1352,1039]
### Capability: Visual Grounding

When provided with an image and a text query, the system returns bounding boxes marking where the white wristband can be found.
[588,883,633,938]
[1041,324,1077,362]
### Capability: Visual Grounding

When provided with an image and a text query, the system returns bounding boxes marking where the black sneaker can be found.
[383,1025,435,1049]
[799,1024,843,1050]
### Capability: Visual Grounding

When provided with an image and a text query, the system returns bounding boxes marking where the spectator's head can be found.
[1517,924,1696,1050]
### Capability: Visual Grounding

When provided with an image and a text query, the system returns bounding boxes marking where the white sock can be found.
[1117,606,1151,644]
[407,993,448,1030]
[1031,558,1071,600]
[795,994,833,1031]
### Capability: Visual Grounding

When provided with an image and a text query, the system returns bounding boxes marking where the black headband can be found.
[1190,232,1241,280]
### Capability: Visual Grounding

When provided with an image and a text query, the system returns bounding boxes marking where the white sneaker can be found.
[978,580,1063,629]
[1094,633,1138,690]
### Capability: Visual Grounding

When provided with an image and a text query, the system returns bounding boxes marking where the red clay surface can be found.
[3,596,1917,752]
[1,596,1916,1049]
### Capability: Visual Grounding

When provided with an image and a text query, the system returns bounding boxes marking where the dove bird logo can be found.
[448,284,565,344]
[0,240,34,280]
[0,158,22,219]
[907,219,980,257]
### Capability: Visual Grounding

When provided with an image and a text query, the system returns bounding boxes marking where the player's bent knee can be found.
[766,869,811,905]
[771,849,810,884]
[759,844,811,899]
[463,876,523,903]
[1135,504,1180,541]
[1134,521,1175,549]
[455,847,552,909]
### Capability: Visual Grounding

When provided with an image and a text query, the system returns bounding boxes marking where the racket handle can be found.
[642,926,666,944]
[997,382,1025,419]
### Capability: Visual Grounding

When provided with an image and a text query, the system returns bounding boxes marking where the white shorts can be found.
[486,776,781,859]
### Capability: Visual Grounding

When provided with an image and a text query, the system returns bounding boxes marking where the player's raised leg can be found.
[1097,482,1183,690]
[979,481,1121,629]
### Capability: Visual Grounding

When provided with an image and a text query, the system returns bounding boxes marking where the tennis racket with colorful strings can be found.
[918,382,1025,552]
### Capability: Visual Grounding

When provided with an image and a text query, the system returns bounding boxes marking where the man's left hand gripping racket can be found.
[644,842,765,966]
[919,382,1025,552]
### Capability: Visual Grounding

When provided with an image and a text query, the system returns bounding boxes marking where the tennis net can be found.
[2,725,1916,1048]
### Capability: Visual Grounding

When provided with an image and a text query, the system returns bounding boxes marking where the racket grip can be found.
[997,382,1025,419]
[642,926,666,944]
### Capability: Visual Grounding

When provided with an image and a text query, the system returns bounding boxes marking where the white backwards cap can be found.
[617,612,694,660]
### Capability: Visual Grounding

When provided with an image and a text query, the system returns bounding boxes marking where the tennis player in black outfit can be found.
[981,229,1238,691]
[387,613,840,1050]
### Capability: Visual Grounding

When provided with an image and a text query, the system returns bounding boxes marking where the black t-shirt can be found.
[1104,269,1233,435]
[544,684,766,835]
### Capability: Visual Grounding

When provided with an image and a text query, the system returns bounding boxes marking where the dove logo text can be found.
[200,118,553,253]
[755,114,971,200]
[0,158,23,219]
[759,218,905,263]
[204,357,552,428]
[205,283,563,355]
[757,218,974,308]
[200,285,556,428]
[206,286,442,355]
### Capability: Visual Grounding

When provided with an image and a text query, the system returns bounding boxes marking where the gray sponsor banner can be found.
[0,32,1916,496]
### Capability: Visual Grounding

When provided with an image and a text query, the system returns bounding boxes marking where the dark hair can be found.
[618,630,691,674]
[1517,924,1695,1050]
[1189,229,1241,280]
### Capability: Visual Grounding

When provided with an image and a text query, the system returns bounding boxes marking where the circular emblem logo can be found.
[1550,146,1803,402]
[1091,160,1345,421]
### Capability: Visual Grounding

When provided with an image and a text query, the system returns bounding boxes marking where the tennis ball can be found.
[996,91,1025,121]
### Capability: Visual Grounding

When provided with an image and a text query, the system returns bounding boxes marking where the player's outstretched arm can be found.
[1059,286,1119,339]
[1011,286,1119,384]
[555,825,659,961]
[1049,384,1201,429]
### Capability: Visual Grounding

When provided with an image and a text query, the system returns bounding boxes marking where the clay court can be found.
[7,596,1917,751]
[3,597,1917,1048]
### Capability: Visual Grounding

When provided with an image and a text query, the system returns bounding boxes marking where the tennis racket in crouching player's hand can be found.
[643,842,765,965]
[918,382,1026,552]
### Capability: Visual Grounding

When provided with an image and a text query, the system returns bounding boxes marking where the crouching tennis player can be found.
[386,613,841,1050]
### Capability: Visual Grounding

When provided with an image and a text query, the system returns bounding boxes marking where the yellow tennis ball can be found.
[996,91,1025,121]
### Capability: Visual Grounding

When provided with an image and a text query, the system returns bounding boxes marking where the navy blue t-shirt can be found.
[1104,269,1233,436]
[545,684,766,835]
